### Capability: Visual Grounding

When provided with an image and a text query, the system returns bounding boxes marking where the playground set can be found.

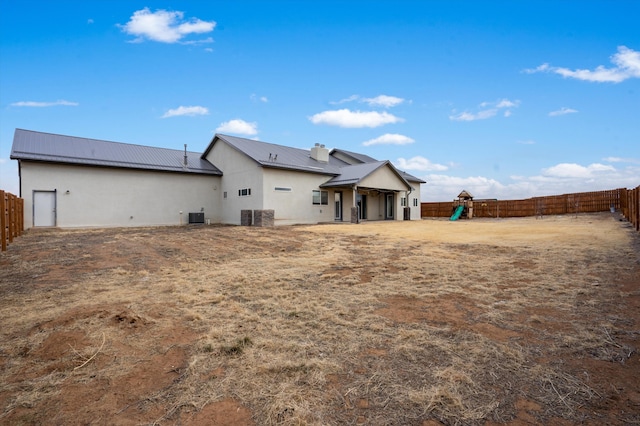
[450,190,474,221]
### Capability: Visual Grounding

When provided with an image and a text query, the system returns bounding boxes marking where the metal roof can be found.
[397,170,426,184]
[329,148,425,184]
[330,148,379,164]
[320,160,412,190]
[204,134,348,175]
[10,129,222,175]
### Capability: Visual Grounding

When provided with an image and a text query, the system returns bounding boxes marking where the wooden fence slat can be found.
[1,190,6,252]
[0,190,24,252]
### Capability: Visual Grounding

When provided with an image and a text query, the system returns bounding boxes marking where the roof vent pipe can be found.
[183,144,188,167]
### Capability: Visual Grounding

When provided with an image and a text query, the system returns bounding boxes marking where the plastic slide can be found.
[450,205,464,221]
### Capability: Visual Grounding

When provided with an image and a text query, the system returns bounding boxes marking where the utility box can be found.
[241,210,252,226]
[188,212,205,224]
[253,209,274,227]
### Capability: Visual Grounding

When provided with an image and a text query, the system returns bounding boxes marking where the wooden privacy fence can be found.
[422,188,640,228]
[1,190,24,252]
[620,186,640,232]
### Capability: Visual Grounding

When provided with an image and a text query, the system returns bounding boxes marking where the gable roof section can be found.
[203,134,348,175]
[330,148,425,184]
[320,160,412,190]
[330,148,378,164]
[10,129,222,175]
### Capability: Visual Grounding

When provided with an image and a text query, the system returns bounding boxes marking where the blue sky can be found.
[1,1,638,201]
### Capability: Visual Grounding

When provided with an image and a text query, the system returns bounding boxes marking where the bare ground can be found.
[0,212,639,425]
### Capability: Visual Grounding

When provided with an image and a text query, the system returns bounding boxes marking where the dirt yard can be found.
[1,212,639,425]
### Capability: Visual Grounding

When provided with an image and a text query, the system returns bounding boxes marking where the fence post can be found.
[1,191,6,252]
[8,194,15,243]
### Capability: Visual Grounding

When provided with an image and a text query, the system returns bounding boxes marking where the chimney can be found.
[183,144,188,167]
[310,143,329,163]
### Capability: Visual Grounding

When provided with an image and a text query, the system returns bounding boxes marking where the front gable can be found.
[359,163,411,191]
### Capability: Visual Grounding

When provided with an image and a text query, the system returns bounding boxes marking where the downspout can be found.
[353,184,359,224]
[406,186,412,220]
[17,160,22,198]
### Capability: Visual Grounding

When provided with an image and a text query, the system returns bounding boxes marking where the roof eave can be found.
[13,157,223,176]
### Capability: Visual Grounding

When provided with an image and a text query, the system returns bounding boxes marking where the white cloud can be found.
[603,156,640,164]
[421,174,507,201]
[362,133,414,147]
[120,8,215,44]
[395,156,448,172]
[523,63,550,74]
[330,94,405,108]
[517,140,536,145]
[362,95,405,108]
[309,109,403,128]
[525,46,640,83]
[10,100,78,107]
[330,95,360,105]
[181,37,214,46]
[420,161,639,202]
[496,99,519,108]
[162,105,209,118]
[542,163,616,178]
[450,98,519,121]
[449,109,497,121]
[548,107,578,117]
[250,94,268,103]
[216,119,258,135]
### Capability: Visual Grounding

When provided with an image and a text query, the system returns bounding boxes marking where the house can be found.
[10,129,425,228]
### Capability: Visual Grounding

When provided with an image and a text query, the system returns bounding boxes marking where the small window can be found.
[238,188,251,197]
[312,190,328,205]
[275,187,292,192]
[223,191,227,199]
[413,198,418,207]
[401,197,407,207]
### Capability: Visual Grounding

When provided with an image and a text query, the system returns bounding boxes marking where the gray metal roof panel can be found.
[329,148,379,164]
[10,129,222,175]
[397,170,426,183]
[210,134,348,175]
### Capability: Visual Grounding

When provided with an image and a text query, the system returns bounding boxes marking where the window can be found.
[223,191,227,199]
[413,198,418,207]
[312,190,328,205]
[274,187,292,192]
[401,197,407,207]
[238,188,251,197]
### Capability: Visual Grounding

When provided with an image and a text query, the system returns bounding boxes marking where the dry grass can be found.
[1,213,639,425]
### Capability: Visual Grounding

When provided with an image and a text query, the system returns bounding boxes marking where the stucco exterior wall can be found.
[409,183,422,220]
[262,168,336,225]
[20,162,219,228]
[360,166,408,191]
[204,140,264,225]
[365,193,385,220]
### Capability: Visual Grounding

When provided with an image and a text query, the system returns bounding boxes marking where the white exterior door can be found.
[33,190,56,227]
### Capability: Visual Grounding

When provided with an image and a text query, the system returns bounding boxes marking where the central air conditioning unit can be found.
[188,212,205,224]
